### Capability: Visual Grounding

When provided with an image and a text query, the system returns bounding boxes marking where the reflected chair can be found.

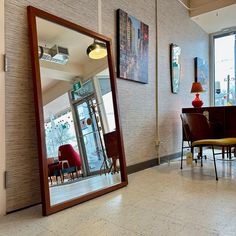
[47,157,63,185]
[180,113,236,180]
[103,131,119,174]
[58,144,82,180]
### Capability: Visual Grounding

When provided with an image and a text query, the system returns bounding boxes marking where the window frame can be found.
[210,27,236,106]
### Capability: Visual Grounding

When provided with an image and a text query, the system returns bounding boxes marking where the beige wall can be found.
[5,0,209,211]
[157,0,209,157]
[101,0,158,165]
[0,0,6,216]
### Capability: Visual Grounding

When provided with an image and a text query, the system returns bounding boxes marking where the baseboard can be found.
[160,152,181,164]
[127,158,159,174]
[127,152,181,175]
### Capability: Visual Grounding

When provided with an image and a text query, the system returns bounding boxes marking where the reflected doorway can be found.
[74,97,104,176]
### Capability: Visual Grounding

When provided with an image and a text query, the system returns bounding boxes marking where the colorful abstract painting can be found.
[117,9,149,84]
[194,57,208,91]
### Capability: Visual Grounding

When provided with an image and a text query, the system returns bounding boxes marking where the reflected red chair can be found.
[58,144,82,169]
[58,144,82,180]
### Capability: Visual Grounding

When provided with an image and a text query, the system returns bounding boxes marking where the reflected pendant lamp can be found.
[87,40,107,59]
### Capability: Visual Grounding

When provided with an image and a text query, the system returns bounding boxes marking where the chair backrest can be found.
[103,131,118,158]
[58,144,82,170]
[47,157,54,165]
[180,113,212,142]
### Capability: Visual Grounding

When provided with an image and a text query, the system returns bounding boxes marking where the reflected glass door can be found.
[75,98,104,175]
[214,32,236,105]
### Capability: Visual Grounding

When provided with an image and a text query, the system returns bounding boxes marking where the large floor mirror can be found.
[27,6,128,215]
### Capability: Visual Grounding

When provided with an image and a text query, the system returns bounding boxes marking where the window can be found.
[44,93,78,158]
[213,31,236,106]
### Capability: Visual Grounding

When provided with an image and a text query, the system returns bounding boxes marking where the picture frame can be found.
[170,43,181,94]
[116,9,149,84]
[194,57,208,91]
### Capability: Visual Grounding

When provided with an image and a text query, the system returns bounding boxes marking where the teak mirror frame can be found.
[27,6,128,216]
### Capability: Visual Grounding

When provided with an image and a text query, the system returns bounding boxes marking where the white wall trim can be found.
[0,0,6,216]
[155,0,160,164]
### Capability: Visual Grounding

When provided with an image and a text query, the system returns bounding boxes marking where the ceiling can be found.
[191,4,236,33]
[36,17,107,93]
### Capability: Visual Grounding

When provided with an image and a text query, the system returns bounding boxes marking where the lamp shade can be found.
[87,40,107,60]
[191,82,204,93]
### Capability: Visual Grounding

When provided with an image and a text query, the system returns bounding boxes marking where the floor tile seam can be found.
[32,224,56,235]
[132,202,180,216]
[180,224,221,235]
[40,216,108,234]
[93,217,144,236]
[170,204,230,218]
[166,213,228,232]
[0,222,55,235]
[33,214,100,232]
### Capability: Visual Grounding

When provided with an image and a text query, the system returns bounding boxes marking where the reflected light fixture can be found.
[87,40,107,59]
[191,82,204,108]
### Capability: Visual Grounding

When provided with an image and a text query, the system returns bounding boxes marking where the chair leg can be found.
[222,147,225,159]
[191,146,197,164]
[180,140,184,169]
[211,146,218,181]
[199,147,203,167]
[229,146,232,159]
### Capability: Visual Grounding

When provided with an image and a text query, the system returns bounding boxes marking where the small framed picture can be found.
[194,57,208,91]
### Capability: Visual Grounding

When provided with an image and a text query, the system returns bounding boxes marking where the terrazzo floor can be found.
[1,157,236,236]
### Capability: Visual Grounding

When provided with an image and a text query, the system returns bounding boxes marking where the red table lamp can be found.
[191,82,204,108]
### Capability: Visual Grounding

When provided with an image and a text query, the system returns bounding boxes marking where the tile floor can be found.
[1,157,236,236]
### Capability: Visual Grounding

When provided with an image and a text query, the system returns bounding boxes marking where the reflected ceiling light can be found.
[87,40,107,59]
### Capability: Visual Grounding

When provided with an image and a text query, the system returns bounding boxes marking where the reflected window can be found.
[98,76,115,132]
[102,92,115,131]
[44,93,78,158]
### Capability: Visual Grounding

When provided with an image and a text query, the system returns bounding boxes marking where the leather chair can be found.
[180,113,236,180]
[58,144,82,180]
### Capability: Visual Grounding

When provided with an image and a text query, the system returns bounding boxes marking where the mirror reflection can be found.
[36,17,121,206]
[170,43,181,94]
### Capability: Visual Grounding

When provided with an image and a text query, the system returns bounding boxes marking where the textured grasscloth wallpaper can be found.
[5,0,208,211]
[157,0,209,157]
[5,0,100,212]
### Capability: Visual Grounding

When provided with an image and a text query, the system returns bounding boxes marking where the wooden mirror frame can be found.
[27,6,128,216]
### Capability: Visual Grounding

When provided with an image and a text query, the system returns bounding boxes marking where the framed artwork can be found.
[170,43,181,94]
[117,9,149,84]
[194,57,208,91]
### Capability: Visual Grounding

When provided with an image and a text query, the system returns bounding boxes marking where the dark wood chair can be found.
[180,113,236,180]
[103,131,119,174]
[47,158,63,185]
